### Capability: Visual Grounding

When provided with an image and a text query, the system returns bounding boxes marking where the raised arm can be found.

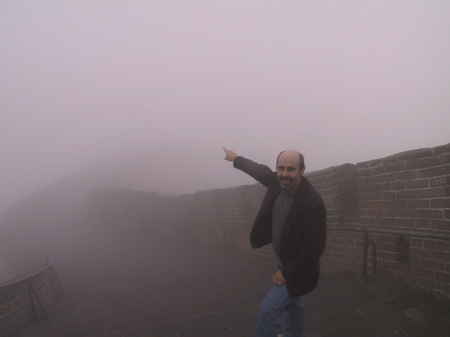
[222,147,274,187]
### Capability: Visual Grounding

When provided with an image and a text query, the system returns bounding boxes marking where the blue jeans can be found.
[254,260,306,337]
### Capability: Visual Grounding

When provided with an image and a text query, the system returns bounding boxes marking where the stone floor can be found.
[11,226,450,337]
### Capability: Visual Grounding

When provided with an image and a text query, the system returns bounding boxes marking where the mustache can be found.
[279,176,293,182]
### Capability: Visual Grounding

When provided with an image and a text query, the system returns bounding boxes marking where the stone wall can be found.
[307,143,450,298]
[357,143,449,295]
[88,143,450,298]
[305,163,359,225]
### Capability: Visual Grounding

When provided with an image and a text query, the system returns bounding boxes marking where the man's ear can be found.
[300,167,305,175]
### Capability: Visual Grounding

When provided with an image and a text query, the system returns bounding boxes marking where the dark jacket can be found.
[233,156,327,297]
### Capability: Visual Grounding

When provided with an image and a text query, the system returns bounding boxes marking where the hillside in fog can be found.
[1,143,254,238]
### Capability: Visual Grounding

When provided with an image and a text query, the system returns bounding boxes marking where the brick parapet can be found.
[88,143,450,298]
[305,163,359,225]
[321,143,450,298]
[356,144,450,234]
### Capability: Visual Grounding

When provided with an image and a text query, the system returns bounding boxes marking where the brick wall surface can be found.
[89,143,450,298]
[322,143,450,298]
[305,163,359,225]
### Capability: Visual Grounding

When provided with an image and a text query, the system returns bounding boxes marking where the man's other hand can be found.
[223,147,237,162]
[272,271,287,286]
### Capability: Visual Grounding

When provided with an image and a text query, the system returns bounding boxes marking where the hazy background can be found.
[2,1,450,214]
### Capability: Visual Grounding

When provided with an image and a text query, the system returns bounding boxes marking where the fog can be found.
[2,1,450,213]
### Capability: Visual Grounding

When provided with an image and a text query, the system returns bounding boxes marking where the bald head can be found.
[276,150,305,170]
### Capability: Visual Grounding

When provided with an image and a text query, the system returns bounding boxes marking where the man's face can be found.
[276,151,305,194]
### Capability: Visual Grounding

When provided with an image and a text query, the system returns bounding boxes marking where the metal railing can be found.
[0,244,64,322]
[328,226,450,276]
[88,207,450,278]
[176,222,450,277]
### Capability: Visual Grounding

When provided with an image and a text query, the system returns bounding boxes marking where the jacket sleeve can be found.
[233,156,274,187]
[280,203,327,279]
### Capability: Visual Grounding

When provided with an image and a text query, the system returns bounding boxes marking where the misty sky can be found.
[1,1,450,212]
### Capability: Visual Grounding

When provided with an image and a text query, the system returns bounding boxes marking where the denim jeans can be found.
[253,259,306,337]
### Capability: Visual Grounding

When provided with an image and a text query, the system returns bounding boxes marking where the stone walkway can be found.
[11,227,450,337]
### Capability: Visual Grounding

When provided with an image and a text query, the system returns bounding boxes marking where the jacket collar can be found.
[279,177,308,248]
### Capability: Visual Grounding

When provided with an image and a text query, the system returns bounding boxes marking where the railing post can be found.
[49,265,65,297]
[223,225,229,250]
[362,231,368,277]
[28,278,48,319]
[371,241,377,275]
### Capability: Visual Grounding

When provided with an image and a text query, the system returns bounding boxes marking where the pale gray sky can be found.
[1,1,449,212]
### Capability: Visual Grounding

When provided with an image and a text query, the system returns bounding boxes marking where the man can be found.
[223,147,327,337]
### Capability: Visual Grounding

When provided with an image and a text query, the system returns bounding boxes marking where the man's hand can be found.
[272,271,287,286]
[223,147,237,162]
